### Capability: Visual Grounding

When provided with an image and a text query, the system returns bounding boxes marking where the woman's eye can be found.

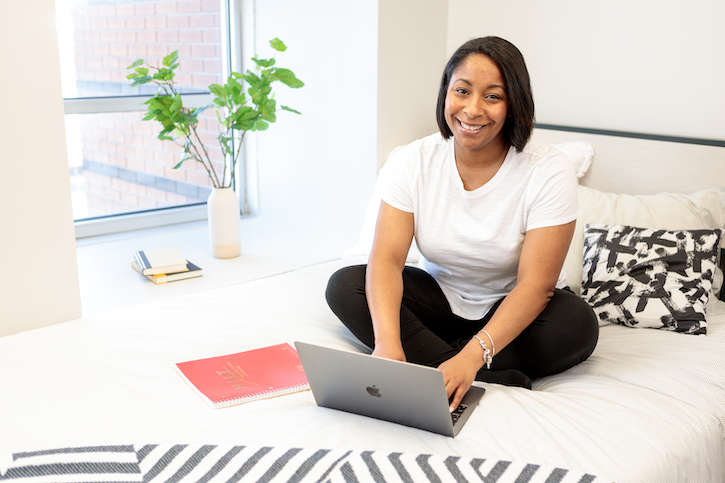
[455,88,468,95]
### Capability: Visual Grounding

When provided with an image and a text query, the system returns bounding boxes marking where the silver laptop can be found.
[295,341,485,437]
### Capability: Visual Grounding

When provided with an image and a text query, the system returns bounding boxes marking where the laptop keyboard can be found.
[451,403,468,425]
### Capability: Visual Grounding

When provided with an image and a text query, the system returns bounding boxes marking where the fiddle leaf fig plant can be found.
[127,38,304,188]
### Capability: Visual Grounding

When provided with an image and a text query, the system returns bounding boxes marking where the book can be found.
[175,343,309,409]
[133,247,188,276]
[131,260,202,284]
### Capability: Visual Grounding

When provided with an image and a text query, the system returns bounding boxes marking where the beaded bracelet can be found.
[473,334,492,369]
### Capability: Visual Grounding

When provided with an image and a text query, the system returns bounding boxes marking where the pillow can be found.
[565,187,725,297]
[343,141,595,261]
[581,224,722,334]
[551,141,594,178]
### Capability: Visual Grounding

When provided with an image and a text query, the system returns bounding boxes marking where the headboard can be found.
[531,125,725,195]
[532,124,725,300]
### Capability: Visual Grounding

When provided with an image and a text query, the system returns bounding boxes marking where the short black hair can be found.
[436,36,535,152]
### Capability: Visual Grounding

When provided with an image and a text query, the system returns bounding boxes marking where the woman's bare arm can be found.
[366,201,415,362]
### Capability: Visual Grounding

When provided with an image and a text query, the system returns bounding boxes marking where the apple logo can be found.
[366,385,381,398]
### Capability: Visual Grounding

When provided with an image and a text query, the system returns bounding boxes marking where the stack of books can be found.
[131,247,203,284]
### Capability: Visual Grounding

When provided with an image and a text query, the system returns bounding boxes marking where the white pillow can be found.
[565,186,725,296]
[342,141,595,261]
[551,141,594,178]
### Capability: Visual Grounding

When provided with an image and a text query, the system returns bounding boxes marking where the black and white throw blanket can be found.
[0,444,610,483]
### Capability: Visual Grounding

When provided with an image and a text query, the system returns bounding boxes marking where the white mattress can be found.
[1,256,724,483]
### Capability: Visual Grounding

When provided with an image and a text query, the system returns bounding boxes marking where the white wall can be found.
[377,0,448,167]
[447,0,725,141]
[245,0,449,250]
[0,0,82,336]
[247,0,379,249]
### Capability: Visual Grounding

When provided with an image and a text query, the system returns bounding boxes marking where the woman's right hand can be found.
[371,341,407,362]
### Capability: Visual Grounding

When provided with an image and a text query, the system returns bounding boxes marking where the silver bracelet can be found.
[473,334,492,369]
[479,329,495,358]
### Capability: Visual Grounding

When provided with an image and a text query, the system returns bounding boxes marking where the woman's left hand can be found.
[438,345,483,412]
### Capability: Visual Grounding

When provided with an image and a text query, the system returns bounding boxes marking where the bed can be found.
[1,127,724,483]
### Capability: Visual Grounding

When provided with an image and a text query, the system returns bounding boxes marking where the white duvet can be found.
[1,257,724,483]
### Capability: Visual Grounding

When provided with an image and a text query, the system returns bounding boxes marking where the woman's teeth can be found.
[459,120,484,131]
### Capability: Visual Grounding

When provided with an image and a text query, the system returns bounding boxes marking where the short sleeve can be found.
[525,151,579,231]
[378,149,415,214]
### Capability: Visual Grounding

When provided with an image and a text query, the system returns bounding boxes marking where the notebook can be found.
[295,341,485,437]
[176,343,309,409]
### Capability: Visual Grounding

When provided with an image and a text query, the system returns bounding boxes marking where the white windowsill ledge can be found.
[76,216,353,319]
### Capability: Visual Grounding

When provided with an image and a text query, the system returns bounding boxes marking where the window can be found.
[56,0,239,237]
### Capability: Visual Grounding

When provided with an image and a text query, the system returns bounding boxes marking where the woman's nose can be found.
[463,95,484,117]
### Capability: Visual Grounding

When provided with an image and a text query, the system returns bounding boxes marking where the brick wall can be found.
[67,0,225,219]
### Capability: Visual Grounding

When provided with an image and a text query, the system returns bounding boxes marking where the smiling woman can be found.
[325,36,599,412]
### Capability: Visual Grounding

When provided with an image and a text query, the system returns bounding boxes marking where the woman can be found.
[326,36,598,412]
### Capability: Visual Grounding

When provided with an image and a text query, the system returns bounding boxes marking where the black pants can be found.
[325,265,599,389]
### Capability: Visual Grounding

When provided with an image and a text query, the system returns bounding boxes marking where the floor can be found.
[75,215,358,318]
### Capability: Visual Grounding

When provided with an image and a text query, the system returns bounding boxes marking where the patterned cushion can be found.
[581,224,722,334]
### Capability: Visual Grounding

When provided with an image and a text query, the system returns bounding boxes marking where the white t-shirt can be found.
[379,133,579,320]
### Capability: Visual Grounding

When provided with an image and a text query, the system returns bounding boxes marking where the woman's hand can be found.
[438,343,483,412]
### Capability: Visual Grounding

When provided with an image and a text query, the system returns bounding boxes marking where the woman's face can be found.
[444,53,508,156]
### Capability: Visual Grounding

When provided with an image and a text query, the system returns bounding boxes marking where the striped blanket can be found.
[0,444,610,483]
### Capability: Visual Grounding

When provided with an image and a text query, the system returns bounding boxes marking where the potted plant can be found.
[126,38,304,258]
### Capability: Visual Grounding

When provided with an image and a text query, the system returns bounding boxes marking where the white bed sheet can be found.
[1,257,724,483]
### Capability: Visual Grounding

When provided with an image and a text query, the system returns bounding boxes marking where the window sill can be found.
[76,216,351,319]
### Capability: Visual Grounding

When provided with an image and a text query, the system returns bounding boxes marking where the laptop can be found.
[295,341,485,437]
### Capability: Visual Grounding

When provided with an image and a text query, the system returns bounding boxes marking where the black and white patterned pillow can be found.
[581,224,722,335]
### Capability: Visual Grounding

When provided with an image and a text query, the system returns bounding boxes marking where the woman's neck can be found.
[454,141,509,190]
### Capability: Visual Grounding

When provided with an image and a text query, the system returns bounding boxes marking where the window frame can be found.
[63,0,246,239]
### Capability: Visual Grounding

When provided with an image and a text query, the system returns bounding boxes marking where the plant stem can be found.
[229,130,246,184]
[189,124,222,187]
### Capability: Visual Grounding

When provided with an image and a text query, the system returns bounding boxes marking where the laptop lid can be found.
[295,341,485,437]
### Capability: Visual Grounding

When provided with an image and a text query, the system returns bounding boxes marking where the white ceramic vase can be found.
[207,187,241,259]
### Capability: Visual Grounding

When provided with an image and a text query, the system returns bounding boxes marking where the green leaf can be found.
[258,97,276,122]
[169,94,182,113]
[242,71,260,85]
[127,59,144,69]
[163,51,179,68]
[234,120,255,131]
[155,67,175,82]
[254,119,270,131]
[280,105,301,115]
[208,83,226,98]
[129,76,152,87]
[235,106,257,121]
[191,104,212,117]
[269,38,287,52]
[248,84,272,105]
[253,56,276,68]
[273,68,304,88]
